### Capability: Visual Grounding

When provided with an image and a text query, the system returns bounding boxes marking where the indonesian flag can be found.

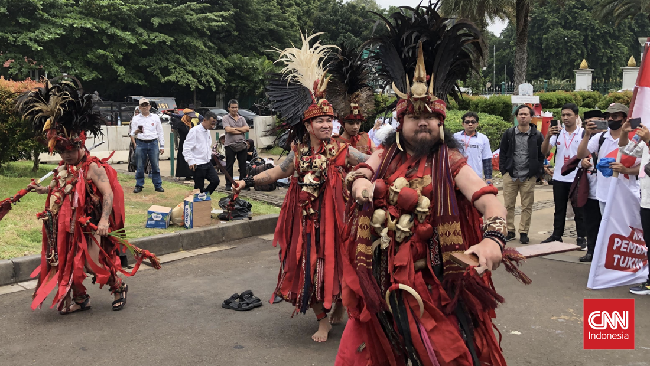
[587,38,650,289]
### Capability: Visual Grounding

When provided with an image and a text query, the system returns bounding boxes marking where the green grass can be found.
[261,146,285,156]
[0,161,279,260]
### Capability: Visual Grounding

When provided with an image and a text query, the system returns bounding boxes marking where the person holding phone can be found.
[577,103,640,215]
[541,103,586,246]
[129,98,165,193]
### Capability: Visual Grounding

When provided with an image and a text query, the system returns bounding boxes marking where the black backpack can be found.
[248,157,277,191]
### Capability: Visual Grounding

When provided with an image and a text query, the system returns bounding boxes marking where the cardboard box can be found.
[146,205,172,229]
[184,190,212,228]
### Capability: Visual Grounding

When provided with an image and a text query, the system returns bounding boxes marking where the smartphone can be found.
[630,117,642,129]
[594,120,609,130]
[138,125,144,132]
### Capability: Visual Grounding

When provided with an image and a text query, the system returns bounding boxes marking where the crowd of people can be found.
[11,5,649,366]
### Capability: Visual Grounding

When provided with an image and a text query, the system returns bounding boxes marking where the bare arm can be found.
[350,149,384,203]
[224,126,243,135]
[455,165,507,218]
[346,146,370,166]
[234,151,295,191]
[89,164,113,236]
[236,125,250,133]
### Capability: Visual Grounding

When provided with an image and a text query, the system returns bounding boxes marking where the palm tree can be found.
[439,0,511,33]
[594,0,650,23]
[513,0,531,94]
[440,0,530,94]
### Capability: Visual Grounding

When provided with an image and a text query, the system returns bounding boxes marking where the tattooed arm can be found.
[234,151,295,192]
[346,146,370,166]
[89,163,113,237]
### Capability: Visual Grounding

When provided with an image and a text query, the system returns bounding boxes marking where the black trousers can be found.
[193,163,220,195]
[552,181,586,238]
[584,198,602,254]
[641,207,650,282]
[225,145,247,188]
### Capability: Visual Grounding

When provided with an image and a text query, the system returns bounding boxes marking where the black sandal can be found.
[222,293,240,309]
[222,293,255,311]
[239,290,262,309]
[112,284,128,311]
[60,294,92,315]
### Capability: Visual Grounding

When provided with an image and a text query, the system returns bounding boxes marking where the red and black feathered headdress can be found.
[366,1,485,127]
[328,44,375,124]
[16,75,104,154]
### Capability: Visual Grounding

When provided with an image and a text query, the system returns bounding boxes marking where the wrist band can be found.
[243,176,255,188]
[353,163,375,177]
[471,185,499,205]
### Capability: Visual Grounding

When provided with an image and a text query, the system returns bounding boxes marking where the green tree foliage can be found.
[594,0,650,23]
[526,0,650,80]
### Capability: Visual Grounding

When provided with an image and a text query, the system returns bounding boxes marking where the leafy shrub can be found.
[535,91,579,108]
[573,91,602,108]
[543,107,597,119]
[445,110,511,151]
[597,90,633,109]
[468,95,513,122]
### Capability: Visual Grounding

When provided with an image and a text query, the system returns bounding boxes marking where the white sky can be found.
[365,0,509,36]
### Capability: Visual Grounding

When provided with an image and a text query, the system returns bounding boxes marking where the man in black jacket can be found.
[499,105,545,243]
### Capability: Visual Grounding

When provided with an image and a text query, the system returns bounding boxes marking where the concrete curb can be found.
[0,214,279,286]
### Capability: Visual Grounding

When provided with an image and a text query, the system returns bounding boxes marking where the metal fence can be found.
[478,78,621,96]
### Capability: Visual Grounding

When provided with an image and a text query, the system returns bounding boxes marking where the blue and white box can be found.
[146,205,172,229]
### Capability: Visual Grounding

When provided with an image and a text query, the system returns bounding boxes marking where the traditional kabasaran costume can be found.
[337,5,530,365]
[330,45,376,155]
[16,77,160,313]
[264,33,347,317]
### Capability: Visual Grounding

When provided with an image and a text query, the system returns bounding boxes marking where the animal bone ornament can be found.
[389,177,409,206]
[395,214,414,243]
[371,209,387,235]
[416,195,430,222]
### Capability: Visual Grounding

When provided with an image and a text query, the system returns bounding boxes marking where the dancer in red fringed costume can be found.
[336,4,531,365]
[234,32,370,342]
[15,76,160,315]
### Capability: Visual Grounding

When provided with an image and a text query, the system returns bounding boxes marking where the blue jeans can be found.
[135,139,162,188]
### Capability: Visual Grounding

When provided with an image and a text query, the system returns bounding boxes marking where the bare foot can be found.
[312,317,332,342]
[330,303,345,325]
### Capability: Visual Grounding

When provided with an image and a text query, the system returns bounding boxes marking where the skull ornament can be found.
[389,177,409,206]
[416,195,430,222]
[380,227,390,249]
[371,209,387,236]
[395,214,414,243]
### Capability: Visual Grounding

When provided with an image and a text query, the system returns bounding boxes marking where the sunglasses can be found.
[463,120,477,125]
[140,103,150,107]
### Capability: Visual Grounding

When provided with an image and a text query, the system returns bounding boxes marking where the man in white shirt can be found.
[577,103,640,214]
[541,103,586,246]
[453,111,493,184]
[130,98,165,193]
[184,112,220,194]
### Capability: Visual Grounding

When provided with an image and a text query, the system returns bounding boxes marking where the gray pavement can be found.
[1,235,649,366]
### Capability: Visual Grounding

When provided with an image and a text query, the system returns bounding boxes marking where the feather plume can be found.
[365,1,486,103]
[273,32,337,93]
[16,76,104,151]
[328,44,376,121]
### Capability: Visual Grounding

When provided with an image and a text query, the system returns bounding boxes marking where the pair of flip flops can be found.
[222,290,262,311]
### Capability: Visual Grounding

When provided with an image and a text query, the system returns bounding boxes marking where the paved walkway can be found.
[1,235,648,366]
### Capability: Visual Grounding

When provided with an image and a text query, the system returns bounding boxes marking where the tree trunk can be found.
[514,0,530,95]
[32,148,40,172]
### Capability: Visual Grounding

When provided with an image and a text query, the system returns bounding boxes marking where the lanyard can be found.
[463,133,475,152]
[562,129,578,152]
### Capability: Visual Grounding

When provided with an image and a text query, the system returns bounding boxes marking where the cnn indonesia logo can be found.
[584,299,635,349]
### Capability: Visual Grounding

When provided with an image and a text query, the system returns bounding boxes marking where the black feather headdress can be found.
[266,32,337,144]
[328,44,375,123]
[366,1,485,118]
[16,75,103,153]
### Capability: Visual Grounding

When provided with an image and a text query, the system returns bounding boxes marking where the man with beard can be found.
[337,11,530,363]
[234,32,369,342]
[577,103,640,214]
